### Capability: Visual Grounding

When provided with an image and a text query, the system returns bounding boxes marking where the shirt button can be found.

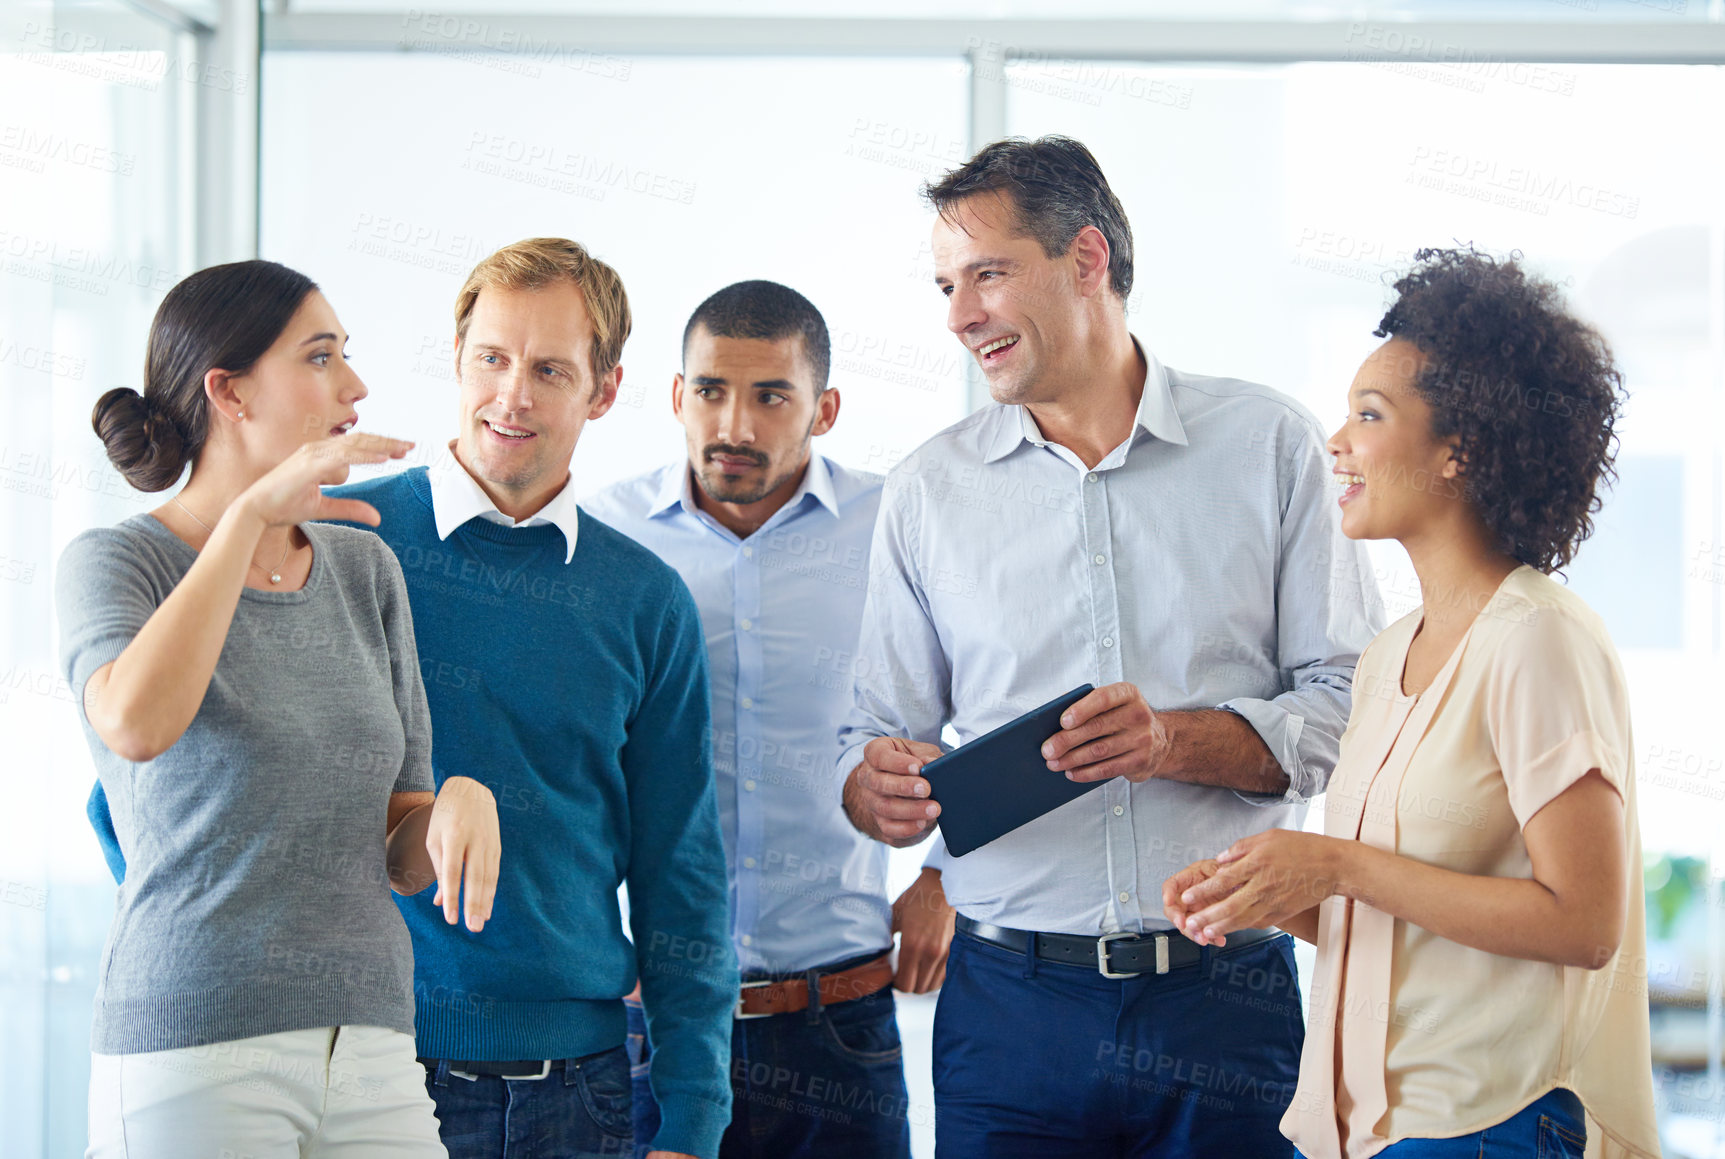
[743,856,757,869]
[1087,473,1098,483]
[741,934,753,946]
[741,696,755,709]
[741,546,753,558]
[743,779,757,792]
[1102,637,1114,649]
[740,619,753,631]
[1093,553,1105,566]
[1119,891,1130,903]
[1112,804,1124,816]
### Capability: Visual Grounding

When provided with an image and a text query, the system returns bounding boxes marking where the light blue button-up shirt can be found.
[585,454,892,974]
[836,348,1383,937]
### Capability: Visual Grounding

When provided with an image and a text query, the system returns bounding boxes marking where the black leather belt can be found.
[418,1057,566,1080]
[956,915,1282,978]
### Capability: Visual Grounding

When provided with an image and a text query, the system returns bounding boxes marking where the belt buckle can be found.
[734,979,775,1020]
[1096,931,1142,979]
[449,1060,552,1081]
[501,1060,553,1080]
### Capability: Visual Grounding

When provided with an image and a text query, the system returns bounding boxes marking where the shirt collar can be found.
[981,337,1189,465]
[647,459,691,517]
[427,443,581,564]
[795,452,842,518]
[646,452,841,524]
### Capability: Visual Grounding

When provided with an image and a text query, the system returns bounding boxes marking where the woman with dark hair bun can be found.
[1163,248,1659,1158]
[59,259,500,1158]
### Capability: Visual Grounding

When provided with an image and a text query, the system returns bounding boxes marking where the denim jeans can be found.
[933,929,1305,1158]
[625,960,911,1159]
[1331,1088,1587,1158]
[423,1046,634,1159]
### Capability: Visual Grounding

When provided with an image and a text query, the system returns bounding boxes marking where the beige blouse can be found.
[1282,566,1660,1159]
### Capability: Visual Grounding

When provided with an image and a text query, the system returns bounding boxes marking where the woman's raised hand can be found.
[237,432,414,529]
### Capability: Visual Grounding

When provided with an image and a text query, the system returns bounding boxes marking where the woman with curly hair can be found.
[1162,248,1659,1158]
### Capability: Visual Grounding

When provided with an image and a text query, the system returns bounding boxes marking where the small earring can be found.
[236,409,245,420]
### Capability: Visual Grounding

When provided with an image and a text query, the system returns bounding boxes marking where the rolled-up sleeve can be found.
[833,473,953,805]
[1222,417,1382,805]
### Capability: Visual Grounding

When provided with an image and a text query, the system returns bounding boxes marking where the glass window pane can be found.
[260,53,970,492]
[1,3,195,1154]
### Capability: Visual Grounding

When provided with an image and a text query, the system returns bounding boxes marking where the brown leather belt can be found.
[735,953,894,1020]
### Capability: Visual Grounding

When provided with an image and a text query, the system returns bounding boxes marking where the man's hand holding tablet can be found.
[916,686,1102,857]
[844,682,1274,852]
[846,686,1142,857]
[1040,681,1174,783]
[843,735,946,847]
[1042,681,1289,796]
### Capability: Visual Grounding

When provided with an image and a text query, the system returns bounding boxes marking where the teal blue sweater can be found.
[87,468,736,1158]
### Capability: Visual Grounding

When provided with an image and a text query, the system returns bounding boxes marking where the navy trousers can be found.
[933,928,1305,1158]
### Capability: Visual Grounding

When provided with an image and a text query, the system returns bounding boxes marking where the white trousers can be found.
[87,1025,446,1159]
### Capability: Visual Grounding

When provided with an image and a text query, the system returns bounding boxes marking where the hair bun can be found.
[92,386,189,492]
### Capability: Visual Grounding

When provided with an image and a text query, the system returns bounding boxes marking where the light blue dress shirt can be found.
[585,454,892,975]
[836,348,1384,937]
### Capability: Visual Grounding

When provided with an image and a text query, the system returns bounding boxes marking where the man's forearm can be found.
[841,761,872,836]
[1155,709,1288,795]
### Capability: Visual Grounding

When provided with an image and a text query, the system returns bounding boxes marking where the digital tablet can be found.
[921,684,1101,857]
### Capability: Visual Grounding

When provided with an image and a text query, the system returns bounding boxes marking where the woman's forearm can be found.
[1331,840,1618,969]
[386,799,437,895]
[85,502,266,761]
[1275,905,1320,945]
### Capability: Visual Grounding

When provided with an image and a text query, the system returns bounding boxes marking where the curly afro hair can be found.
[1375,247,1625,573]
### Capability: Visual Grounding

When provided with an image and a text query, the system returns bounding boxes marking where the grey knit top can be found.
[57,515,433,1053]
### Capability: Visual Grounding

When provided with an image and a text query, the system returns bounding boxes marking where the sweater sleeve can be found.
[87,779,125,883]
[622,577,736,1159]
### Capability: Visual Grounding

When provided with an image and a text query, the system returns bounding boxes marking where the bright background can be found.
[5,2,1725,1156]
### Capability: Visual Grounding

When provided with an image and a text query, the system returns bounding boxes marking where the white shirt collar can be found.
[983,337,1189,465]
[426,442,581,564]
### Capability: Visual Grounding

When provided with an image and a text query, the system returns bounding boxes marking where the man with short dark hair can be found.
[839,136,1382,1156]
[585,280,951,1159]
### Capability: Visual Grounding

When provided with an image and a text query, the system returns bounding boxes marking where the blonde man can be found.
[345,237,735,1159]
